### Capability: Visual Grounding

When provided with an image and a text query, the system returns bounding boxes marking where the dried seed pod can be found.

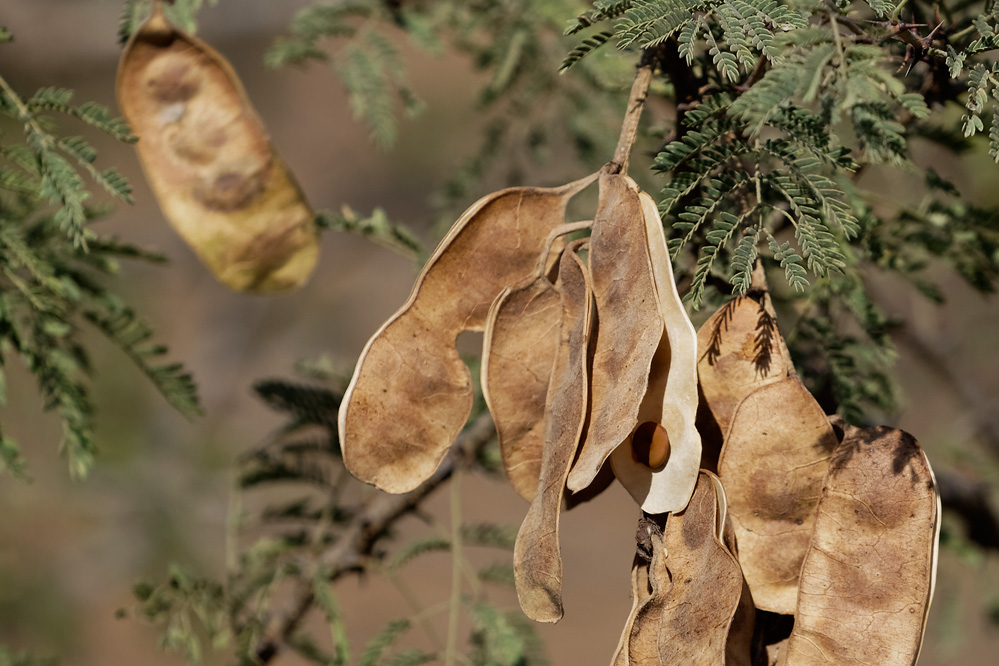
[609,190,701,515]
[339,174,596,494]
[514,249,592,623]
[481,275,561,501]
[567,170,663,493]
[610,549,654,666]
[717,375,839,614]
[778,426,940,666]
[628,471,744,665]
[117,2,319,292]
[481,235,580,502]
[697,282,793,438]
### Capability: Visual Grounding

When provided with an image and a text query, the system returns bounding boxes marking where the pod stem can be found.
[610,61,654,176]
[534,220,594,277]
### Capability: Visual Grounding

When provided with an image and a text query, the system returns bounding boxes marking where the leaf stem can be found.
[610,62,654,175]
[828,10,845,66]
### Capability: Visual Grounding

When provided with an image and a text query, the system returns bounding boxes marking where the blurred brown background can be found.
[0,1,997,664]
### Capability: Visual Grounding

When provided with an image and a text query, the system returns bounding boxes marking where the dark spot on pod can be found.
[148,62,200,103]
[194,159,272,212]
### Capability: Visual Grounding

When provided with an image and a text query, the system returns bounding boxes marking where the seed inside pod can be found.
[567,169,663,493]
[630,421,670,468]
[607,189,701,515]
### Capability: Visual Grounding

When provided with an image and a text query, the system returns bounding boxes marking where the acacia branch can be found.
[610,61,654,175]
[248,412,497,664]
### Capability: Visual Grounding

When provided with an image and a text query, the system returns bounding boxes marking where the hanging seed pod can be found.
[567,169,663,493]
[717,375,839,614]
[481,235,580,502]
[514,247,592,623]
[609,190,701,515]
[339,174,596,494]
[482,276,561,501]
[778,426,940,666]
[117,1,319,292]
[697,278,794,439]
[627,472,744,666]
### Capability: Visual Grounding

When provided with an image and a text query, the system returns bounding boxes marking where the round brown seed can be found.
[631,421,670,468]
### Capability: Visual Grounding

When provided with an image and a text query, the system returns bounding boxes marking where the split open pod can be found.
[117,1,318,292]
[566,170,663,496]
[608,190,701,515]
[339,174,596,493]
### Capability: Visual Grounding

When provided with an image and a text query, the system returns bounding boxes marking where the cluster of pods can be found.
[113,5,940,663]
[337,164,940,665]
[611,289,941,666]
[337,164,704,617]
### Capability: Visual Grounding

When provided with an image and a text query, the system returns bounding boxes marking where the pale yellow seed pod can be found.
[117,2,319,292]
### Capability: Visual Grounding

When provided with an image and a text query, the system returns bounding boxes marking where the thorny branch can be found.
[247,412,497,664]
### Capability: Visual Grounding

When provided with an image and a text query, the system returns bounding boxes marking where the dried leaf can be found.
[339,174,596,493]
[717,375,839,614]
[779,426,940,666]
[117,2,318,292]
[514,249,592,623]
[609,190,701,515]
[628,471,743,665]
[697,288,793,438]
[567,170,663,493]
[482,275,561,502]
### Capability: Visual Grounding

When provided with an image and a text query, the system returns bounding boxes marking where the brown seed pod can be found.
[481,275,561,502]
[627,471,744,665]
[567,170,663,493]
[717,375,839,614]
[608,190,701,515]
[778,426,940,666]
[697,283,794,438]
[481,234,582,503]
[514,248,592,623]
[721,509,756,666]
[117,2,319,292]
[339,174,596,494]
[609,550,654,666]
